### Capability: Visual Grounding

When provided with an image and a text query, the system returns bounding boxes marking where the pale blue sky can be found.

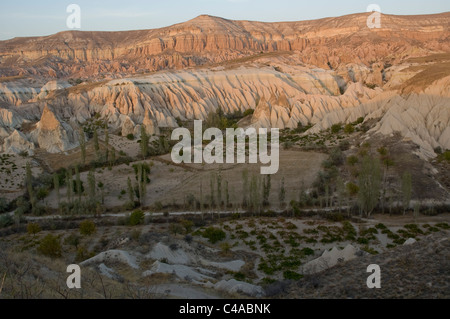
[0,0,449,40]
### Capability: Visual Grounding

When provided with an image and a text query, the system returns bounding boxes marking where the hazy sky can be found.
[0,0,449,40]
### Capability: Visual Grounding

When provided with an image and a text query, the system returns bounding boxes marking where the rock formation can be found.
[1,129,35,155]
[0,12,448,160]
[30,104,79,153]
[0,12,448,78]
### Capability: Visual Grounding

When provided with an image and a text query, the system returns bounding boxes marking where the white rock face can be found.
[143,109,160,136]
[214,279,265,297]
[80,250,139,269]
[301,244,358,274]
[0,66,449,158]
[142,261,213,282]
[34,80,71,101]
[308,76,450,158]
[2,130,35,155]
[147,242,191,265]
[404,238,417,245]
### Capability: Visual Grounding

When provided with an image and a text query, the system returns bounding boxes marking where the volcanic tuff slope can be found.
[0,12,449,159]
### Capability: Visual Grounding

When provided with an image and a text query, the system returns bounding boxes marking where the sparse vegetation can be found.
[79,220,97,236]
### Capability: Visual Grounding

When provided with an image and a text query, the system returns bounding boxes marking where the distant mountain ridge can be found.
[0,12,449,78]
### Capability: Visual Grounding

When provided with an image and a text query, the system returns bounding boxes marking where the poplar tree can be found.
[104,128,109,162]
[53,173,60,208]
[87,170,96,202]
[75,165,81,200]
[402,172,412,215]
[78,127,86,165]
[140,125,149,159]
[358,156,382,217]
[25,162,36,214]
[279,177,286,209]
[66,168,73,203]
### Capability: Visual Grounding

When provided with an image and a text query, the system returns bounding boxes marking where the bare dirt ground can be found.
[0,212,448,299]
[0,154,41,202]
[284,229,450,299]
[41,149,328,210]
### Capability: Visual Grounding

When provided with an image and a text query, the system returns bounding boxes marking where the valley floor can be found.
[0,212,448,299]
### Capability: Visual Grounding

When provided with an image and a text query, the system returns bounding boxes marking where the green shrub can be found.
[0,198,8,213]
[347,155,358,166]
[27,222,41,236]
[0,214,13,228]
[79,220,96,236]
[329,148,344,166]
[301,247,314,256]
[233,272,246,281]
[38,234,62,258]
[438,151,450,162]
[64,234,80,248]
[342,221,357,239]
[344,124,355,134]
[128,210,145,226]
[357,237,369,245]
[362,246,378,255]
[331,124,342,134]
[169,223,184,235]
[435,223,449,230]
[262,277,276,285]
[258,261,275,275]
[285,222,297,230]
[346,182,359,196]
[36,188,49,200]
[180,219,194,233]
[283,270,303,280]
[202,227,226,244]
[243,109,255,117]
[126,133,135,140]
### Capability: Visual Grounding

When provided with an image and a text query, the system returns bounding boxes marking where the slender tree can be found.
[358,156,382,217]
[140,125,149,159]
[66,168,73,203]
[53,173,60,209]
[104,128,109,162]
[25,162,36,214]
[402,171,412,215]
[250,174,262,215]
[137,164,144,207]
[262,175,271,206]
[127,177,134,204]
[98,182,104,205]
[336,175,345,213]
[93,128,99,152]
[278,177,286,209]
[75,165,81,200]
[87,170,96,202]
[78,127,86,165]
[110,148,116,167]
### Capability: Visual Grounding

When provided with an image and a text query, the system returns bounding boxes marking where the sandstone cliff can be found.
[0,13,448,78]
